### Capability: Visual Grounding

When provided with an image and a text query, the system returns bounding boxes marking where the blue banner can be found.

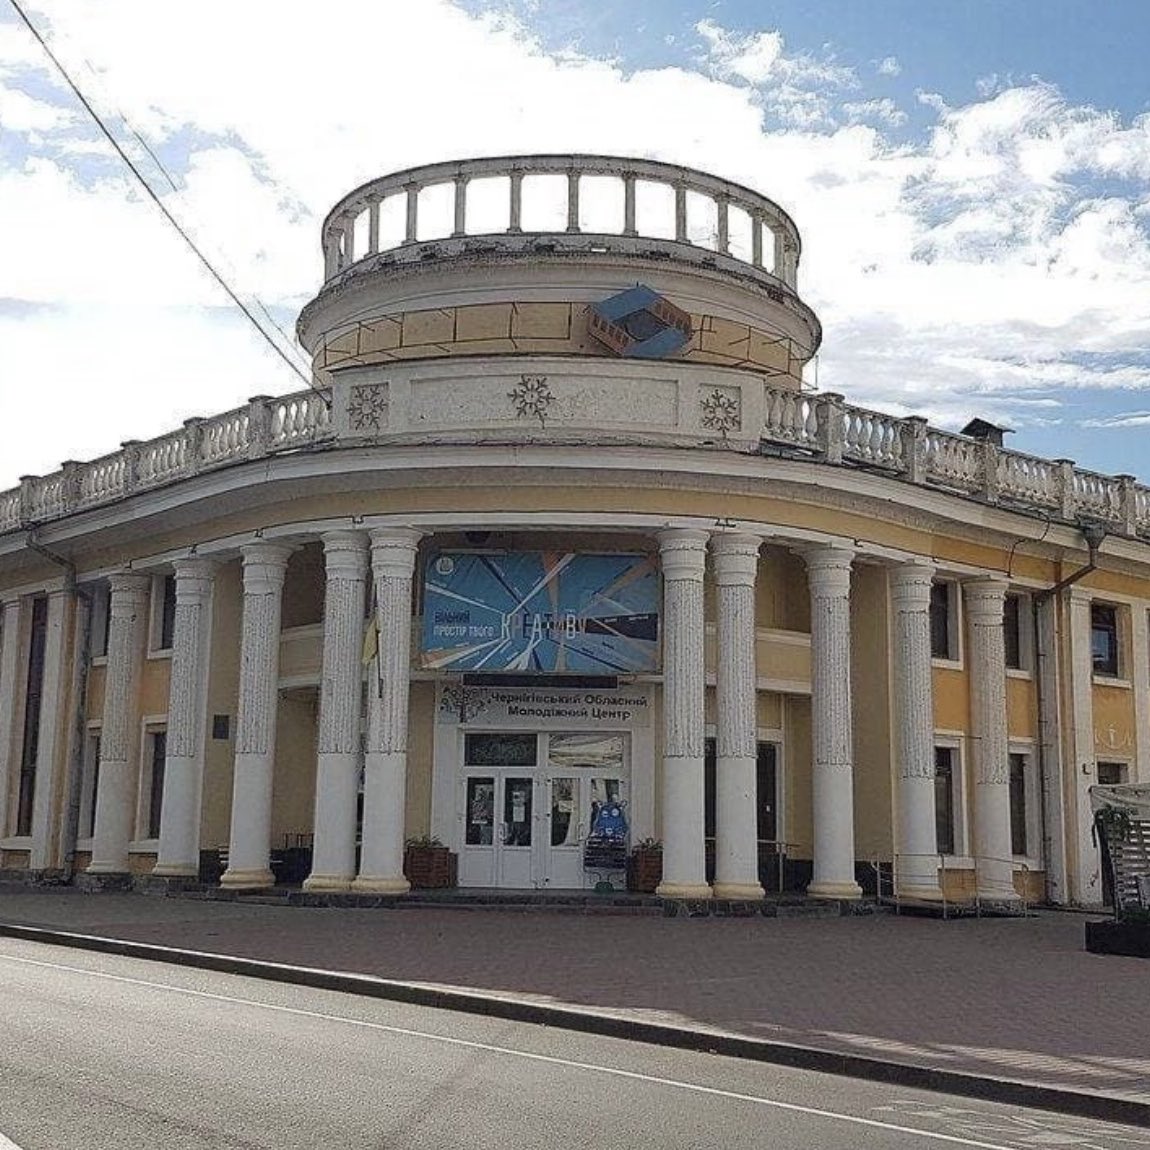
[421,552,659,673]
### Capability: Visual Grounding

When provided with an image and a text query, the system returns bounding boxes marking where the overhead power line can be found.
[9,0,318,395]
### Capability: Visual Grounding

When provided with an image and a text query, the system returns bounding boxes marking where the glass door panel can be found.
[499,775,535,887]
[459,774,497,887]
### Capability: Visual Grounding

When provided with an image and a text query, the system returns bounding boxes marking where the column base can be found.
[895,882,945,901]
[806,880,863,901]
[219,867,275,890]
[656,881,712,899]
[711,882,765,900]
[351,875,410,895]
[150,863,198,879]
[75,870,134,892]
[302,873,354,893]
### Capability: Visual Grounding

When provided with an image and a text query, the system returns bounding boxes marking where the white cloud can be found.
[0,3,1148,486]
[843,97,906,128]
[877,56,901,77]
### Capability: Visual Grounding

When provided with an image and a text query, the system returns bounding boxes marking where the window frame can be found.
[88,581,111,664]
[930,579,962,666]
[1007,742,1041,864]
[132,717,168,846]
[77,724,102,846]
[1004,591,1034,676]
[147,573,177,658]
[1090,602,1122,679]
[931,734,968,860]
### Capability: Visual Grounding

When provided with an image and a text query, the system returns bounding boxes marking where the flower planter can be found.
[403,845,457,890]
[627,848,662,894]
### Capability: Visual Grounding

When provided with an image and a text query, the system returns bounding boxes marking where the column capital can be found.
[369,527,422,579]
[658,529,708,581]
[804,546,853,595]
[890,561,935,606]
[322,530,370,577]
[107,571,151,600]
[239,541,293,593]
[963,577,1009,620]
[172,556,217,582]
[711,532,760,585]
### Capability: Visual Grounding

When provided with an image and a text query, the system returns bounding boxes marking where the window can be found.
[144,729,167,840]
[1008,752,1028,856]
[89,583,111,660]
[934,746,957,856]
[158,575,177,651]
[16,597,49,836]
[703,739,779,845]
[1004,593,1032,672]
[80,731,101,840]
[1097,761,1128,786]
[1091,604,1120,677]
[930,581,957,661]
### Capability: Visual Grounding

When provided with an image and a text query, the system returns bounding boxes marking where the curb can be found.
[1,919,1146,1128]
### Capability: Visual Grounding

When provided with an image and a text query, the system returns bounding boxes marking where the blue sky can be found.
[1,1,1149,487]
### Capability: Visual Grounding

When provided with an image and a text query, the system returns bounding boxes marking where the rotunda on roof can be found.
[1,155,1148,912]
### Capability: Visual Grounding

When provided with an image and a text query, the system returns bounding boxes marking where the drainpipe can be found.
[24,531,93,880]
[1032,521,1107,904]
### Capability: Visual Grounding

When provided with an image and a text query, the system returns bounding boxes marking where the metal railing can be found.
[872,853,1031,918]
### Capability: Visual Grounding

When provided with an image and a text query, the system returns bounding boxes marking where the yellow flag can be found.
[361,615,379,666]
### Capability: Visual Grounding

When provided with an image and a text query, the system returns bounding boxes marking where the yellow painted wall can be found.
[282,543,325,630]
[200,560,242,850]
[1092,683,1136,758]
[852,564,892,860]
[85,663,106,724]
[933,667,969,732]
[784,695,813,858]
[756,692,782,731]
[270,691,318,845]
[1006,676,1037,740]
[407,683,435,840]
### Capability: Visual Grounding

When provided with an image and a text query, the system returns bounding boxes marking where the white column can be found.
[655,529,711,899]
[890,563,943,899]
[153,559,216,877]
[87,574,150,875]
[711,533,764,899]
[0,598,21,839]
[221,543,292,889]
[30,589,71,872]
[354,527,421,893]
[305,531,369,891]
[965,578,1018,903]
[805,547,862,899]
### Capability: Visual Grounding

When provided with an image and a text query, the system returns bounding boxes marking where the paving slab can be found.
[0,886,1144,1108]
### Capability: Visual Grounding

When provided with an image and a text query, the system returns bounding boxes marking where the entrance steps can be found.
[166,884,892,918]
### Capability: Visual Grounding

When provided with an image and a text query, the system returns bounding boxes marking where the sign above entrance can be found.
[421,552,659,673]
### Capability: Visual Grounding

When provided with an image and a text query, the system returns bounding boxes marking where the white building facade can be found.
[2,155,1149,907]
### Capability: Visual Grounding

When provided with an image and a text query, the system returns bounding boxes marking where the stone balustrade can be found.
[2,376,1148,541]
[319,154,804,289]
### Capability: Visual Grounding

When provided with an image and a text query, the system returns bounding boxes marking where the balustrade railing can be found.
[2,375,1148,541]
[320,154,803,290]
[0,389,336,534]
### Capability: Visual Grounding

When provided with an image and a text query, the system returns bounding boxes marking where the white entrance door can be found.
[457,731,629,889]
[459,770,540,888]
[545,733,629,890]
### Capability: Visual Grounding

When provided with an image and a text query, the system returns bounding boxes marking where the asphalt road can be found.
[0,938,1146,1150]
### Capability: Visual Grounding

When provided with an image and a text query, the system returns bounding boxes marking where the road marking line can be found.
[0,948,1091,1150]
[0,1130,27,1149]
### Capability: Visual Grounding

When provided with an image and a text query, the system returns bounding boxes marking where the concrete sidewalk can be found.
[0,886,1145,1113]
